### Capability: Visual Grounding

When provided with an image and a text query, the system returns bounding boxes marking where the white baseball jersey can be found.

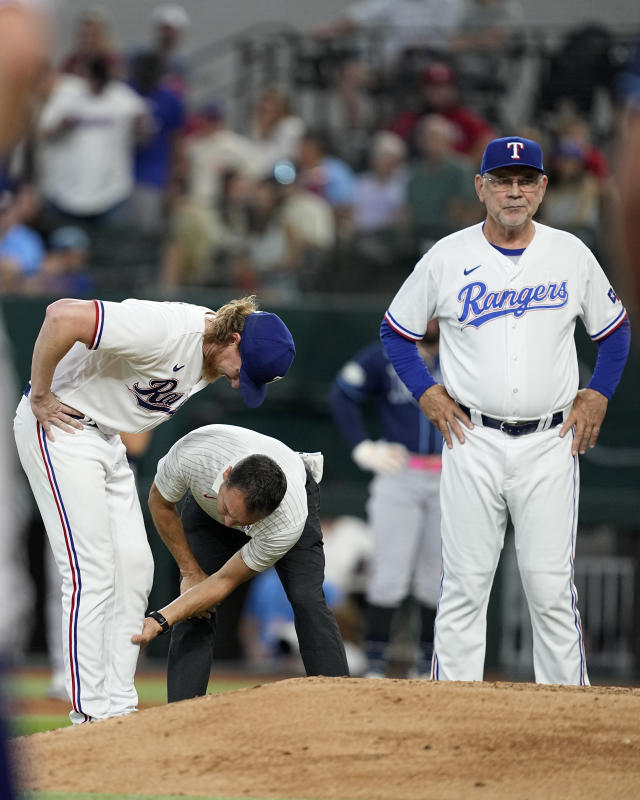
[154,424,311,572]
[50,299,214,435]
[385,221,627,419]
[37,78,148,214]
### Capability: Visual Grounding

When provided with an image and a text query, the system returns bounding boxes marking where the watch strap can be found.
[147,610,170,634]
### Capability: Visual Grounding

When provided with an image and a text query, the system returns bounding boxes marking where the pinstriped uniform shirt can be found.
[153,424,310,572]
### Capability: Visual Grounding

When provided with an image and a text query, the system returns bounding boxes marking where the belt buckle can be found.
[499,418,519,435]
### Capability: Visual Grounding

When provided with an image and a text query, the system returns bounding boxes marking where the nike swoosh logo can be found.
[203,493,216,499]
[173,364,185,372]
[464,265,482,275]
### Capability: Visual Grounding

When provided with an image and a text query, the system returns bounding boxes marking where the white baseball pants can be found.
[14,395,154,723]
[432,423,588,686]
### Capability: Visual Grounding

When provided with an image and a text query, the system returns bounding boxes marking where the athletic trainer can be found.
[132,423,349,692]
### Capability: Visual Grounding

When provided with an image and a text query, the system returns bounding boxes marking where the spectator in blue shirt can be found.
[296,128,356,236]
[39,226,95,296]
[0,184,45,293]
[130,52,186,235]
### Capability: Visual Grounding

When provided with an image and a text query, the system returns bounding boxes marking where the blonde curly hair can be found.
[204,295,259,346]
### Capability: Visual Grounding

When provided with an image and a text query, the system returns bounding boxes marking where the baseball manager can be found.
[381,136,630,685]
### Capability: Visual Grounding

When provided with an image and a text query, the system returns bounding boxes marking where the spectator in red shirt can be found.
[388,61,495,165]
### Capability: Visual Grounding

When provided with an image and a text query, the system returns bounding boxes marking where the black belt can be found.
[458,404,564,437]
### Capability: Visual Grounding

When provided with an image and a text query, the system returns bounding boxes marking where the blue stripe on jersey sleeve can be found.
[383,310,422,341]
[92,299,105,350]
[591,308,627,341]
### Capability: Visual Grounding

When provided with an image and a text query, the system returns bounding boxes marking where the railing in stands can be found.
[185,23,640,136]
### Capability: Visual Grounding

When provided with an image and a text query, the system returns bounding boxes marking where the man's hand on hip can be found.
[418,384,473,449]
[560,388,608,456]
[30,391,84,442]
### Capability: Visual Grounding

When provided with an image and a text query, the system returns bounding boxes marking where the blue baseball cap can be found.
[480,136,544,174]
[239,312,295,408]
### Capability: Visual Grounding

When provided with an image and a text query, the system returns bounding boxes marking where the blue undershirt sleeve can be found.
[586,318,631,399]
[380,318,437,401]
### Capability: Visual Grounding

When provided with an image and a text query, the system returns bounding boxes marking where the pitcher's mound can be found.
[14,677,640,799]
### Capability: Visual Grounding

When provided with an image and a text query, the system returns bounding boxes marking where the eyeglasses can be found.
[483,174,541,192]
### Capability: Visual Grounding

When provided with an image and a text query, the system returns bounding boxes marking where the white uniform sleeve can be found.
[385,250,438,339]
[153,444,189,504]
[90,299,181,363]
[578,248,627,341]
[241,520,305,573]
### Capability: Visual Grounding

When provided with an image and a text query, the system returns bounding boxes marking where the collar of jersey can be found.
[490,242,526,256]
[210,455,247,493]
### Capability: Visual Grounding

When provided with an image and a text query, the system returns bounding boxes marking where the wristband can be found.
[147,610,170,634]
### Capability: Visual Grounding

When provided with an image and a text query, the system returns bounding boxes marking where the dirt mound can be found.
[13,677,640,800]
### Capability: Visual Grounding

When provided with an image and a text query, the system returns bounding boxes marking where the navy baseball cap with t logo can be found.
[480,136,544,174]
[239,312,296,408]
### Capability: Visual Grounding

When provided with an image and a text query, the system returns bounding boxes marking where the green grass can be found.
[9,671,263,736]
[9,673,53,701]
[12,715,69,735]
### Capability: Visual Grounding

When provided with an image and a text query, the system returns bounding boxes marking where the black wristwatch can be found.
[147,610,171,634]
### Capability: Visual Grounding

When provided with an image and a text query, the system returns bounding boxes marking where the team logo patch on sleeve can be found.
[608,288,618,304]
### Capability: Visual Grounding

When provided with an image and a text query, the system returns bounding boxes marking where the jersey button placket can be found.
[506,312,521,416]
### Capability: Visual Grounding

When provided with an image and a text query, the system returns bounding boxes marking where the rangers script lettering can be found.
[128,379,185,415]
[458,280,568,327]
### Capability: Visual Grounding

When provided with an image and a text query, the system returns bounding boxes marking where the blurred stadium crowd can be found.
[0,1,639,303]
